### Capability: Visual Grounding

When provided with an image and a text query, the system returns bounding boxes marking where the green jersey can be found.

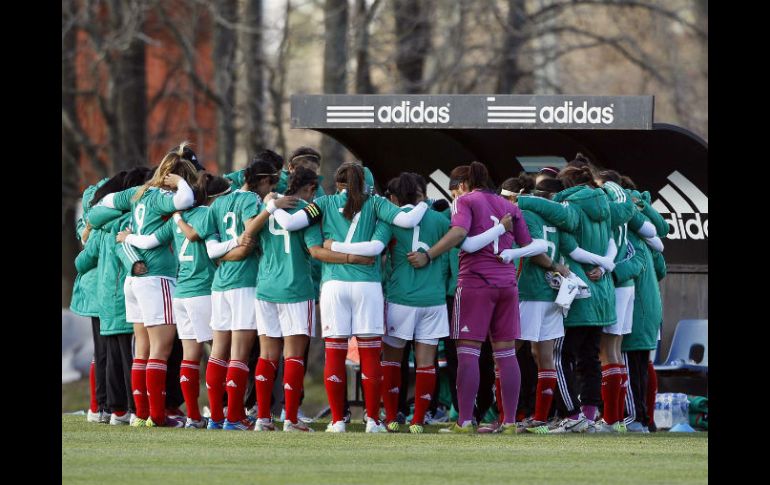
[208,190,260,291]
[110,186,178,278]
[382,207,450,307]
[151,207,217,298]
[256,200,323,303]
[223,169,246,189]
[602,181,636,288]
[314,193,400,283]
[517,209,560,302]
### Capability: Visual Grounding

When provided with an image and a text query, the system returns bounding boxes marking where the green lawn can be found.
[62,415,707,485]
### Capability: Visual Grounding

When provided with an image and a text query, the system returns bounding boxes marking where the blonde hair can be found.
[132,141,199,201]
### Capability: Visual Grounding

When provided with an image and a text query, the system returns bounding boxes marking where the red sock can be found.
[179,360,201,421]
[225,360,250,422]
[89,359,98,413]
[534,369,557,422]
[146,359,168,424]
[131,359,149,419]
[647,361,658,427]
[601,364,622,424]
[412,366,436,425]
[381,361,401,423]
[255,358,277,420]
[205,357,228,422]
[324,338,348,423]
[358,337,382,422]
[617,363,629,423]
[283,356,305,424]
[494,368,504,423]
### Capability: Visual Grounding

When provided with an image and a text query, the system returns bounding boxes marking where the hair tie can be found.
[500,189,516,197]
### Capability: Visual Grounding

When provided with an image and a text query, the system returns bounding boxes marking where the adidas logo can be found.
[420,393,432,400]
[651,171,708,240]
[461,326,470,332]
[226,380,237,387]
[255,375,267,382]
[180,376,190,383]
[388,387,400,394]
[361,373,368,380]
[284,383,293,390]
[326,375,342,383]
[133,389,142,395]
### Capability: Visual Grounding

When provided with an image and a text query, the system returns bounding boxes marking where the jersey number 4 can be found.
[269,215,291,254]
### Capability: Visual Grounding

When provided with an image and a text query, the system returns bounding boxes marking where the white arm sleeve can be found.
[645,236,665,253]
[460,224,506,253]
[206,239,238,259]
[173,179,195,210]
[605,238,618,262]
[498,239,549,264]
[124,234,161,250]
[270,204,310,231]
[391,201,428,228]
[637,221,656,238]
[331,240,386,257]
[100,193,116,209]
[569,247,615,272]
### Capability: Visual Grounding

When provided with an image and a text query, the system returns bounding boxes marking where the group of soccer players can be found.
[71,142,667,434]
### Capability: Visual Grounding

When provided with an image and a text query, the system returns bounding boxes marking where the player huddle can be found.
[71,143,666,434]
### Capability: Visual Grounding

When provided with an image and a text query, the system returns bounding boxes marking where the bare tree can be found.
[212,0,239,172]
[496,0,529,93]
[267,0,292,158]
[244,0,266,155]
[354,0,381,94]
[321,0,349,190]
[393,0,431,93]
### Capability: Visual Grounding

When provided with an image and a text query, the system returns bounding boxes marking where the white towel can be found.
[554,272,590,316]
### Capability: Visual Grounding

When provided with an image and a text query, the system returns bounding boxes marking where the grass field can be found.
[62,415,707,485]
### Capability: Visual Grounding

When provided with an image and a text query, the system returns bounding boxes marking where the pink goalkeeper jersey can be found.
[451,189,532,287]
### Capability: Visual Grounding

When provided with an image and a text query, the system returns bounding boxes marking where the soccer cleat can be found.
[366,417,387,433]
[386,421,400,433]
[146,416,184,428]
[518,417,548,433]
[86,409,101,423]
[325,421,347,433]
[498,423,521,435]
[297,408,314,424]
[129,415,147,427]
[206,419,225,430]
[409,424,424,434]
[549,416,590,434]
[254,418,276,431]
[185,417,208,429]
[246,405,258,420]
[166,407,185,420]
[477,421,500,434]
[223,418,255,431]
[613,421,628,433]
[626,421,649,433]
[283,420,314,432]
[438,421,475,434]
[109,412,131,426]
[593,420,617,433]
[525,425,550,435]
[426,407,449,424]
[343,408,352,424]
[395,412,407,424]
[97,411,111,424]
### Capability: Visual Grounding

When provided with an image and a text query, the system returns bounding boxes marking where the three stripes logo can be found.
[325,105,375,123]
[652,171,708,240]
[485,97,536,124]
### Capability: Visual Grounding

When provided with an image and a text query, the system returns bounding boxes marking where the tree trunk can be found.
[321,0,349,191]
[213,0,238,173]
[62,0,80,308]
[496,0,528,94]
[244,0,266,156]
[268,0,291,159]
[393,0,431,94]
[354,0,375,94]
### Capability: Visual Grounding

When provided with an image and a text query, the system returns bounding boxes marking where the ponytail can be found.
[467,161,490,191]
[336,162,367,220]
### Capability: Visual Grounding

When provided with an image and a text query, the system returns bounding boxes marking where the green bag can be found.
[688,396,708,430]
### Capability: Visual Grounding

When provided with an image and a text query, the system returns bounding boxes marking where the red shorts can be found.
[451,285,520,342]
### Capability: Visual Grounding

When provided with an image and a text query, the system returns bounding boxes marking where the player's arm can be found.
[269,199,317,231]
[118,218,173,249]
[613,236,646,285]
[154,174,195,212]
[308,245,375,265]
[517,196,578,232]
[458,214,512,253]
[652,248,667,281]
[87,206,124,229]
[74,232,101,274]
[173,212,200,241]
[498,239,549,264]
[96,187,134,211]
[645,236,665,253]
[242,194,299,239]
[609,198,636,227]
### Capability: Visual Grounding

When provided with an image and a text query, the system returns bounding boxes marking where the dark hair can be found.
[538,166,559,178]
[597,169,622,185]
[123,166,153,189]
[449,165,470,189]
[535,177,564,194]
[193,172,231,206]
[620,175,637,190]
[91,171,128,207]
[501,172,534,195]
[285,166,319,196]
[289,146,321,168]
[567,152,592,169]
[335,162,367,220]
[559,166,597,188]
[386,172,422,206]
[244,158,279,192]
[255,149,285,172]
[467,161,491,190]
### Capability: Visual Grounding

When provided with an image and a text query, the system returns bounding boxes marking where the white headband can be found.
[500,189,517,197]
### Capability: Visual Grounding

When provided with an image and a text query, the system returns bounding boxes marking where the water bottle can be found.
[670,393,690,427]
[654,393,673,429]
